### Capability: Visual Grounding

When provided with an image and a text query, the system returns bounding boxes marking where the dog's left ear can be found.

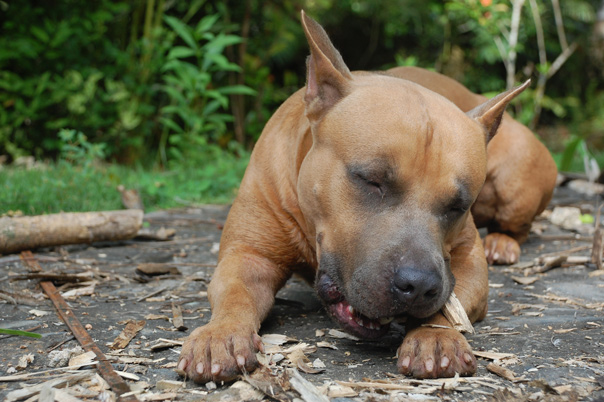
[301,10,353,122]
[467,80,530,143]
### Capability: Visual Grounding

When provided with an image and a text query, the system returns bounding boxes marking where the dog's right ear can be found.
[301,10,353,122]
[467,80,531,144]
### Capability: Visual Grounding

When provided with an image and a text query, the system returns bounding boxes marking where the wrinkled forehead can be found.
[320,81,485,154]
[313,79,489,192]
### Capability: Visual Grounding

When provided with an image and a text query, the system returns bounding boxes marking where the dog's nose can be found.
[392,266,441,306]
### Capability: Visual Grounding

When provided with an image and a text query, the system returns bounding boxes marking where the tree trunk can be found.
[0,210,144,255]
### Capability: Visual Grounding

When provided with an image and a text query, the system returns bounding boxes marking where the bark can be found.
[0,210,143,255]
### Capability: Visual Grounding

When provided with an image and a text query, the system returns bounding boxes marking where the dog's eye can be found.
[354,173,384,197]
[445,203,469,218]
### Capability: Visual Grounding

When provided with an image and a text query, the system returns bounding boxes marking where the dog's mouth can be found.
[316,273,395,339]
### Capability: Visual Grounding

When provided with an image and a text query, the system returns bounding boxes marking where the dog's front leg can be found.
[397,223,488,378]
[177,246,291,383]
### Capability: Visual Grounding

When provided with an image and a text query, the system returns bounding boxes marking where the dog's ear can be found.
[467,80,530,143]
[301,10,353,121]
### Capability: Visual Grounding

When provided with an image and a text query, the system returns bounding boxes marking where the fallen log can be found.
[0,210,143,254]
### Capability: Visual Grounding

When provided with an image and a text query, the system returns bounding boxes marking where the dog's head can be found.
[296,12,528,339]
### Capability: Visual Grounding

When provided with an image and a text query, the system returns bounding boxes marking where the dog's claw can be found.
[484,233,520,265]
[177,320,260,383]
[397,326,476,379]
[196,362,204,375]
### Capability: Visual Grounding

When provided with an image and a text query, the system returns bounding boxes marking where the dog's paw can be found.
[484,233,520,265]
[176,320,263,383]
[396,327,476,378]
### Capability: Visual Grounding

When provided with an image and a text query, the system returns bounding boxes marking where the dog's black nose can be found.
[392,266,441,306]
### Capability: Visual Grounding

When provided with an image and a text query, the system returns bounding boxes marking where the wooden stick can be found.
[1,210,143,254]
[20,251,139,402]
[442,291,475,334]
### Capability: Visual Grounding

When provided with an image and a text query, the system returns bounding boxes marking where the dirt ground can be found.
[1,183,603,402]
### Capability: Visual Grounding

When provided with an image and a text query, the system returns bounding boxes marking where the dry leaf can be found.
[261,333,296,346]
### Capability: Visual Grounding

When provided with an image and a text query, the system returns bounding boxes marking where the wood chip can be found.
[553,328,577,334]
[473,351,516,361]
[512,276,539,285]
[68,350,96,366]
[110,320,146,350]
[328,329,360,341]
[145,314,169,321]
[527,255,568,275]
[28,309,51,317]
[139,392,179,401]
[136,263,180,276]
[115,370,140,381]
[155,380,184,391]
[54,388,86,402]
[171,303,187,331]
[487,362,519,381]
[16,353,34,370]
[149,338,183,351]
[4,371,93,402]
[327,384,357,398]
[287,368,330,402]
[61,282,97,299]
[136,227,176,241]
[289,348,323,374]
[317,341,338,350]
[442,291,474,334]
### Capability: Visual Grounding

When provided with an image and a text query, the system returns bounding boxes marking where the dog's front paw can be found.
[484,233,520,265]
[177,320,263,383]
[396,327,476,379]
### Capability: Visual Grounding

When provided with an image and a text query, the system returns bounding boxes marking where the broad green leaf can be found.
[167,46,197,60]
[164,16,198,51]
[559,137,583,172]
[196,14,220,35]
[218,85,257,96]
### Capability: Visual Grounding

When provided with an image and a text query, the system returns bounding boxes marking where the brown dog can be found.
[177,12,557,382]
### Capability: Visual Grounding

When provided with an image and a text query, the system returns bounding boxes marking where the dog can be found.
[177,11,557,382]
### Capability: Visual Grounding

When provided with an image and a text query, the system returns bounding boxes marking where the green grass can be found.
[1,155,249,215]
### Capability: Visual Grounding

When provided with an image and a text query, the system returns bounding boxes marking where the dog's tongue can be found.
[317,273,391,338]
[329,296,391,339]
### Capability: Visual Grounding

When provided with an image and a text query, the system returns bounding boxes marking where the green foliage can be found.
[1,0,603,192]
[0,0,255,167]
[158,14,255,165]
[58,129,106,166]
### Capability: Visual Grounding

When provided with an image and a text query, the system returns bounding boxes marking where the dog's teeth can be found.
[379,317,394,325]
[348,306,354,314]
[355,317,364,327]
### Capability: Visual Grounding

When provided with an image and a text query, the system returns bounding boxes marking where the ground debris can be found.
[487,362,522,382]
[136,263,180,276]
[3,194,604,401]
[4,371,94,402]
[110,319,146,350]
[170,303,187,331]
